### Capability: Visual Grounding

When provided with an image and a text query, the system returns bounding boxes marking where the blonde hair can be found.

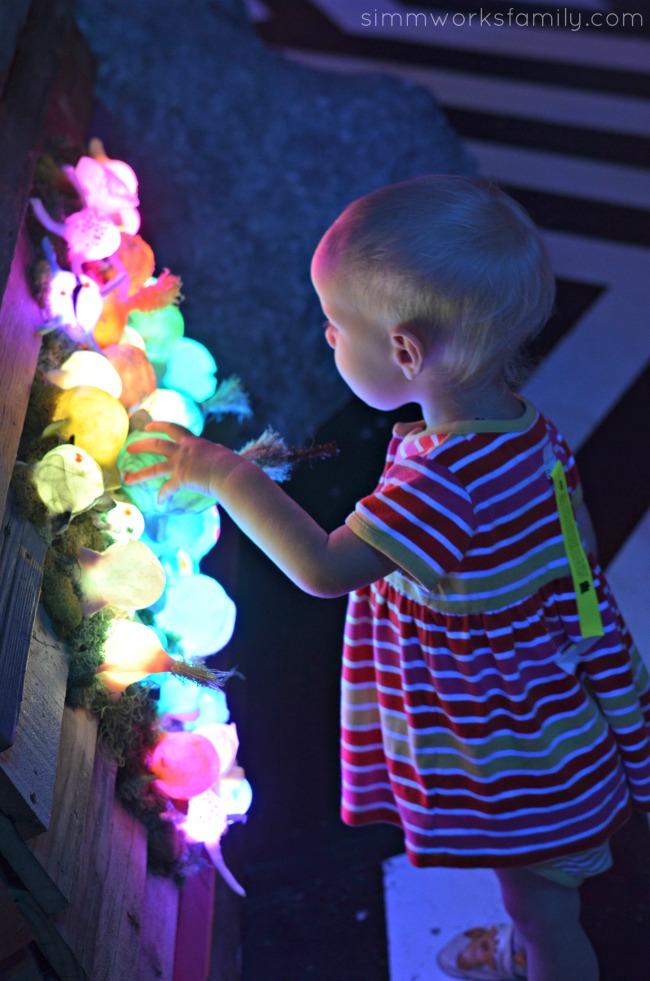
[318,175,555,386]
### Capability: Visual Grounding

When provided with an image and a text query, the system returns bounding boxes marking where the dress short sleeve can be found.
[345,452,475,590]
[546,419,583,508]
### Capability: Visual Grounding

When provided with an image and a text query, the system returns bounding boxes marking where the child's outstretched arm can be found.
[125,422,396,598]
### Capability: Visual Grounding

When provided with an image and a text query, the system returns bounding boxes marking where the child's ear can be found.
[390,324,425,380]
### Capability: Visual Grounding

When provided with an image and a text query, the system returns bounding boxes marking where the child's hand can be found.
[124,421,242,503]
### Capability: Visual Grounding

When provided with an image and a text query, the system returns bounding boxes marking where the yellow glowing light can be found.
[50,386,129,468]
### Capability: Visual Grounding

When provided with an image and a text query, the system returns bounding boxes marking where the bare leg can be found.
[495,866,599,981]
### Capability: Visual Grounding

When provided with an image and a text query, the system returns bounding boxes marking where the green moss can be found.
[61,512,109,556]
[31,150,82,222]
[36,329,78,375]
[85,683,159,767]
[10,466,49,529]
[42,550,83,637]
[30,259,53,312]
[65,609,113,699]
[41,515,111,640]
[20,376,60,453]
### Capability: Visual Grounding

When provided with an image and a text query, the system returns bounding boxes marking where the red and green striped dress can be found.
[342,398,650,868]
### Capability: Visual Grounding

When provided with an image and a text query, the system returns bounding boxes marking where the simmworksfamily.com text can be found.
[360,9,643,32]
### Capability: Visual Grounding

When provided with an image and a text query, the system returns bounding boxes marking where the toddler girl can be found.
[126,176,650,981]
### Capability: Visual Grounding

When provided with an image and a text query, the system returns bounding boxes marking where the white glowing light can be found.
[181,789,228,844]
[46,351,123,400]
[94,501,145,543]
[195,722,239,776]
[32,443,104,516]
[48,269,104,336]
[140,388,204,435]
[217,774,253,817]
[77,540,166,615]
[154,574,236,657]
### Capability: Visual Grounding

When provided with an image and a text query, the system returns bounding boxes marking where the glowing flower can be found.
[154,574,236,657]
[64,139,140,233]
[47,386,129,470]
[76,540,166,615]
[46,351,123,400]
[149,731,221,800]
[32,444,104,516]
[93,501,145,543]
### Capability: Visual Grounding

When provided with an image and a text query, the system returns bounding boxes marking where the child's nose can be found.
[324,323,337,349]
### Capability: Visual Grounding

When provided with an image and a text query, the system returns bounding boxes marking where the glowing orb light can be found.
[94,501,145,543]
[128,304,184,365]
[47,268,103,336]
[103,344,157,408]
[70,154,139,216]
[32,443,104,516]
[139,388,204,435]
[51,386,129,469]
[158,549,197,581]
[77,540,166,615]
[118,430,217,515]
[97,618,185,692]
[115,234,155,293]
[93,292,128,348]
[63,207,122,262]
[143,505,220,561]
[119,325,146,350]
[194,688,230,726]
[149,731,220,800]
[46,351,123,400]
[163,337,217,402]
[156,675,204,723]
[195,722,239,776]
[157,678,230,727]
[154,574,236,657]
[217,772,253,817]
[181,789,228,844]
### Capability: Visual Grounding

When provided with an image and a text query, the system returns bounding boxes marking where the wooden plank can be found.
[173,865,216,981]
[0,0,79,517]
[13,707,98,914]
[45,20,97,143]
[210,865,244,981]
[0,607,69,838]
[0,493,49,751]
[0,0,32,99]
[0,228,45,535]
[0,0,75,325]
[10,886,86,981]
[0,943,43,981]
[0,7,95,531]
[54,753,148,981]
[0,876,33,960]
[136,872,180,981]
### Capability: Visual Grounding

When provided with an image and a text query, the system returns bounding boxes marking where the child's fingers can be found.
[126,437,177,457]
[123,460,172,484]
[143,420,193,440]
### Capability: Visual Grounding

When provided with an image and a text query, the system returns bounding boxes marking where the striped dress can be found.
[342,398,650,868]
